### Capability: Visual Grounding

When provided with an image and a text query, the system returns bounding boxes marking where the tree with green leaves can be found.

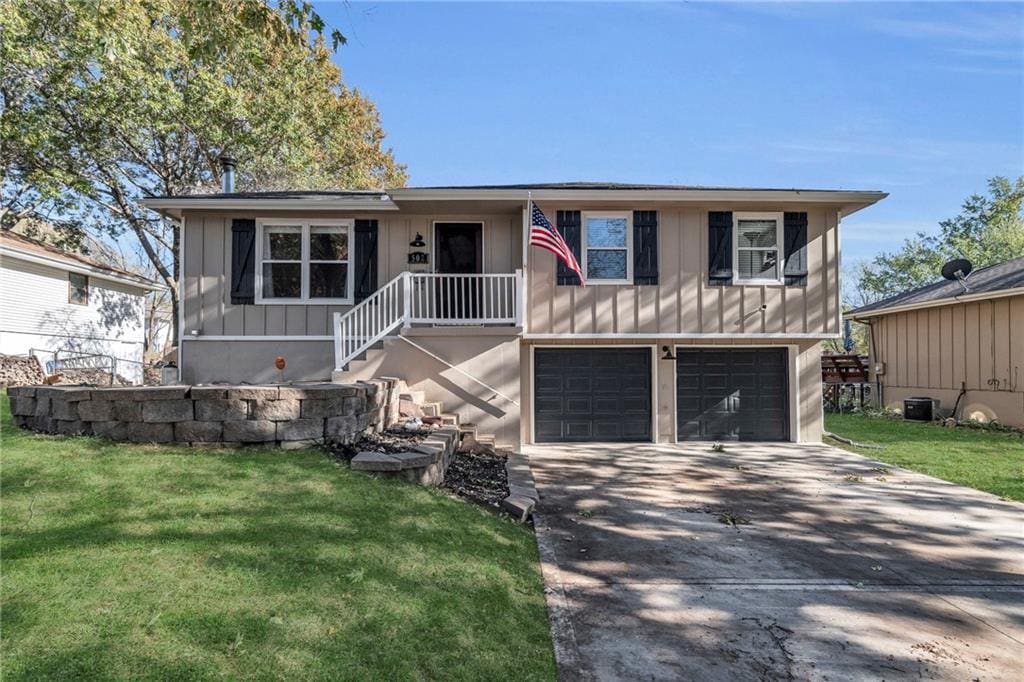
[854,176,1024,304]
[1,0,406,343]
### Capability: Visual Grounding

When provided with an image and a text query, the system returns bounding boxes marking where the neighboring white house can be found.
[0,230,161,384]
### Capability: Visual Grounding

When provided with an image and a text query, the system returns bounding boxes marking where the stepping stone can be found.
[393,451,433,469]
[351,451,402,471]
[502,495,536,523]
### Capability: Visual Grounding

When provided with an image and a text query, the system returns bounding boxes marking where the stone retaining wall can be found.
[6,379,404,448]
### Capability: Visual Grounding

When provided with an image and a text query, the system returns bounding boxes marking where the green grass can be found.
[0,396,556,681]
[825,413,1024,502]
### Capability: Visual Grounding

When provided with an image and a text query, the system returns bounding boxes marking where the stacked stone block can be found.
[6,378,406,448]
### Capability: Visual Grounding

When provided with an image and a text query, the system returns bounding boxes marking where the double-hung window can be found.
[582,212,632,284]
[733,212,783,284]
[68,272,89,305]
[256,220,353,303]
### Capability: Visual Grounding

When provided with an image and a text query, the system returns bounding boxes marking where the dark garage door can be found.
[534,348,652,442]
[676,348,789,441]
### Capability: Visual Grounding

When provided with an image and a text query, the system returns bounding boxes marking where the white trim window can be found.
[733,212,784,284]
[256,219,353,304]
[582,212,632,284]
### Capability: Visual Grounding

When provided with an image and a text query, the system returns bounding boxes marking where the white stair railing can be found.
[333,270,523,371]
[333,273,406,371]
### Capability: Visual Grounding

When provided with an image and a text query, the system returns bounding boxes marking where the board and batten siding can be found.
[182,211,522,337]
[871,295,1024,394]
[525,204,842,336]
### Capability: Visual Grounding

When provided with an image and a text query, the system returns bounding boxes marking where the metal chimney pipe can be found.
[219,154,236,193]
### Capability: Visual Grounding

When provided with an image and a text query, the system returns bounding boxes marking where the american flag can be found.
[529,202,585,285]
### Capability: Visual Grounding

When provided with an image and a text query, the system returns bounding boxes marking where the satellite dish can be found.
[941,258,973,293]
[941,258,973,281]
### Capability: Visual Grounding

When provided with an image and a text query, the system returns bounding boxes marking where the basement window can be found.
[68,272,89,305]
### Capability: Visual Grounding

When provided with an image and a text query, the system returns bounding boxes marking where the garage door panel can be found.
[535,375,563,392]
[677,348,789,442]
[535,348,652,443]
[566,398,592,414]
[705,374,730,390]
[535,397,563,413]
[564,376,592,392]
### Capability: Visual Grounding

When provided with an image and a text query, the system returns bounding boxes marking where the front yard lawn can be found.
[825,413,1024,502]
[0,397,555,681]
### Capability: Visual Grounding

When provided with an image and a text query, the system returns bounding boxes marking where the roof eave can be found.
[847,286,1024,319]
[140,196,400,218]
[0,245,163,292]
[389,187,888,205]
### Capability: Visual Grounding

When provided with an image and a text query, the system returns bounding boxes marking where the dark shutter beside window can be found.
[354,219,379,302]
[556,210,582,286]
[708,211,733,286]
[632,210,659,285]
[783,212,808,286]
[230,218,256,304]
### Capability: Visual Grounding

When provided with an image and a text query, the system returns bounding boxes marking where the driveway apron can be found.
[525,442,1024,681]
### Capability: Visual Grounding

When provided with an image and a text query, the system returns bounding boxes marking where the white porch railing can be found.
[333,270,521,371]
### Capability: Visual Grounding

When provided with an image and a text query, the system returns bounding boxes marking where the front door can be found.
[434,222,483,320]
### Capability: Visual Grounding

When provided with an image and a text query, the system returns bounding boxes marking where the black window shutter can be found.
[708,211,733,285]
[354,219,379,302]
[783,212,808,285]
[556,210,582,286]
[633,210,659,285]
[230,218,256,304]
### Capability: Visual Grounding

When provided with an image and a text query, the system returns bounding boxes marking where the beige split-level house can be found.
[142,182,887,448]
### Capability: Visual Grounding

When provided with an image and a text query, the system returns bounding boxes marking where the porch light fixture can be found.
[410,233,426,248]
[661,345,676,361]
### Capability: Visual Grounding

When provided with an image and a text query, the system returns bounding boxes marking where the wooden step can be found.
[439,412,459,427]
[421,402,443,417]
[458,422,478,439]
[475,434,496,447]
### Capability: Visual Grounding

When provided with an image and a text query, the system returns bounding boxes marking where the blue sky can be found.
[316,1,1023,264]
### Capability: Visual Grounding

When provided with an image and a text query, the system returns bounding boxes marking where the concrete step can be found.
[400,390,426,404]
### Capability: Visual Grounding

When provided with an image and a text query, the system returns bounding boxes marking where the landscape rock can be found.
[501,495,536,523]
[276,418,323,441]
[195,399,249,421]
[142,399,194,423]
[111,400,143,422]
[175,421,222,443]
[77,399,113,422]
[251,398,300,421]
[223,419,276,443]
[127,422,174,443]
[350,451,402,471]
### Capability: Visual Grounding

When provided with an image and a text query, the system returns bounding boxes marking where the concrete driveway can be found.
[523,442,1024,681]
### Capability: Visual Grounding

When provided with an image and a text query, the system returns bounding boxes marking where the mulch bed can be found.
[443,446,509,510]
[328,428,429,462]
[326,428,510,510]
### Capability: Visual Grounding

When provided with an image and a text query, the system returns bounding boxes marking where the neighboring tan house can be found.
[848,256,1024,428]
[0,230,161,384]
[142,182,886,448]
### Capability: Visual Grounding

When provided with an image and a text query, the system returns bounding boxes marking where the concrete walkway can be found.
[524,442,1024,681]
